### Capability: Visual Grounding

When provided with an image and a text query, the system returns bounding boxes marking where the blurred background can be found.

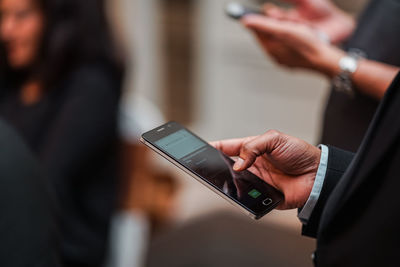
[107,0,368,266]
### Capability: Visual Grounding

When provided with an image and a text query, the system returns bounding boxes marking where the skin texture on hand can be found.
[211,130,321,210]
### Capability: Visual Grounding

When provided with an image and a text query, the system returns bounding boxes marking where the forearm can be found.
[351,60,399,99]
[319,47,399,99]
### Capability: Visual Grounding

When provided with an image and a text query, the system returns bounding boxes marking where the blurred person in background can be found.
[241,0,400,152]
[0,0,123,266]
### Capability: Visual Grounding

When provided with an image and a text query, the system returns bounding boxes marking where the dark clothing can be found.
[0,64,121,267]
[321,0,400,152]
[304,73,400,266]
[0,120,60,267]
[147,212,315,267]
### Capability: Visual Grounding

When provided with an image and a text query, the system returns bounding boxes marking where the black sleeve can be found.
[0,120,61,267]
[301,146,355,238]
[39,66,120,184]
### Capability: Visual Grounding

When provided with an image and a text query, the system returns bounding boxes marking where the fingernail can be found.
[233,158,244,171]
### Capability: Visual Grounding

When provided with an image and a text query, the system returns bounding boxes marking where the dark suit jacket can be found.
[303,72,400,266]
[321,0,400,152]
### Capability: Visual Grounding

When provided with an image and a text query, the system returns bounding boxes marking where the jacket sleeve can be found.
[302,146,355,238]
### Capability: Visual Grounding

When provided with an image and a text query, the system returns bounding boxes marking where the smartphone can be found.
[141,121,283,219]
[225,2,263,20]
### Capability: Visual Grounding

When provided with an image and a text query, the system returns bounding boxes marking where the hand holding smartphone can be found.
[141,122,283,219]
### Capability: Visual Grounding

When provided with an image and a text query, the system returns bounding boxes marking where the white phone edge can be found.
[140,136,259,220]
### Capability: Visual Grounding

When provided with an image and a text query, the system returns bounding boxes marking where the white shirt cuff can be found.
[298,144,329,225]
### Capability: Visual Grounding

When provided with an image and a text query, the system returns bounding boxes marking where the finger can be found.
[264,3,297,22]
[279,0,305,4]
[252,31,292,64]
[263,1,303,11]
[263,3,285,18]
[254,31,283,50]
[233,130,283,172]
[211,136,257,157]
[242,15,293,38]
[253,30,278,48]
[285,9,302,21]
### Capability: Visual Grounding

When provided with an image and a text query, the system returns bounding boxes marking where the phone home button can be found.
[262,198,273,206]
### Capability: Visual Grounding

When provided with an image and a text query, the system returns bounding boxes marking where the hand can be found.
[242,14,345,76]
[263,0,355,44]
[211,130,321,210]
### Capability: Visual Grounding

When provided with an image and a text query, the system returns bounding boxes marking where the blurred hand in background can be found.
[240,0,354,76]
[261,0,355,44]
[241,14,345,76]
[241,0,399,100]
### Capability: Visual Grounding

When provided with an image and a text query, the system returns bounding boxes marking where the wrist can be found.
[332,49,367,95]
[316,46,346,78]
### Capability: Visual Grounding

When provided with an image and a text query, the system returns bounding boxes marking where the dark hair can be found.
[0,0,123,89]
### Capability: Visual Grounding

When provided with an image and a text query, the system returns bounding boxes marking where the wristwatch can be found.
[332,48,366,96]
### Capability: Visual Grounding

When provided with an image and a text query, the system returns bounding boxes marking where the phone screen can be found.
[142,122,283,217]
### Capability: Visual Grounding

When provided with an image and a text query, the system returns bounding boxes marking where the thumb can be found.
[233,130,283,172]
[233,156,257,172]
[233,157,248,172]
